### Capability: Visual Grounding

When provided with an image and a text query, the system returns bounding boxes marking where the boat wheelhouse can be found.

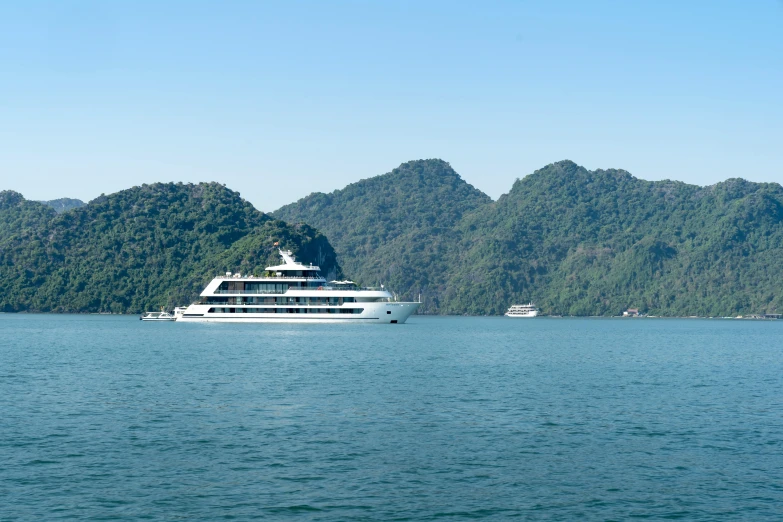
[176,250,419,323]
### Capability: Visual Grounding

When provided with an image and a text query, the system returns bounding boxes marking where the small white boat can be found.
[140,310,175,321]
[505,303,539,318]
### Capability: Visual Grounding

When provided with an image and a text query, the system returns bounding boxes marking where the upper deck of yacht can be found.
[210,249,324,282]
[200,249,390,297]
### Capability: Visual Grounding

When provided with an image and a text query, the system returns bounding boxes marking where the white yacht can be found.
[176,250,420,323]
[505,303,539,318]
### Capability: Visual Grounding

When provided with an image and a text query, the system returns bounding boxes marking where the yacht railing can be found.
[213,286,386,294]
[199,295,401,305]
[214,289,292,295]
[217,276,326,280]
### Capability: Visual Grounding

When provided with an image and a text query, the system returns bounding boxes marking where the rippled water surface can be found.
[2,315,783,520]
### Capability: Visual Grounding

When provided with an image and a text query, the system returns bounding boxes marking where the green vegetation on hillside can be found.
[3,160,782,316]
[274,159,492,303]
[277,159,783,316]
[0,183,339,313]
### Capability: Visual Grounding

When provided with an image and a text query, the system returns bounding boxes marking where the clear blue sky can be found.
[1,1,781,211]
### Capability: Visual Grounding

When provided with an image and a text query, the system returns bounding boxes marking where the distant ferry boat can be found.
[175,250,420,323]
[505,303,539,318]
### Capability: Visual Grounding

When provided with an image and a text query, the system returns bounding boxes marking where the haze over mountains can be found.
[39,198,86,213]
[2,159,782,315]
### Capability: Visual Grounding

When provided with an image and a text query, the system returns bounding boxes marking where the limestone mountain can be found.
[278,159,783,316]
[274,159,492,305]
[3,160,781,316]
[0,183,339,313]
[451,160,783,315]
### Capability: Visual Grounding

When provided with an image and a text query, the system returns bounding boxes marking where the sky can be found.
[1,1,781,212]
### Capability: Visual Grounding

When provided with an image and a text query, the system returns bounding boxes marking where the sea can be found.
[2,314,782,520]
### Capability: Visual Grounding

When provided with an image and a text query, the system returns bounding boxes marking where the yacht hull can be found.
[176,302,420,324]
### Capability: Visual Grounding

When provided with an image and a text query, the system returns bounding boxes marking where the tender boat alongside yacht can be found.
[505,303,539,318]
[175,250,420,323]
[140,310,176,321]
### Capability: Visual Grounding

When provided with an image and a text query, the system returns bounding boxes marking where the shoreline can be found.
[2,311,780,320]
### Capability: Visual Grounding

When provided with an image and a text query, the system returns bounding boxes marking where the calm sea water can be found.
[2,315,782,520]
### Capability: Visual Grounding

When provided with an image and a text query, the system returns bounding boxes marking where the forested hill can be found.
[450,161,783,316]
[0,183,339,313]
[3,160,782,316]
[274,159,492,302]
[275,159,783,317]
